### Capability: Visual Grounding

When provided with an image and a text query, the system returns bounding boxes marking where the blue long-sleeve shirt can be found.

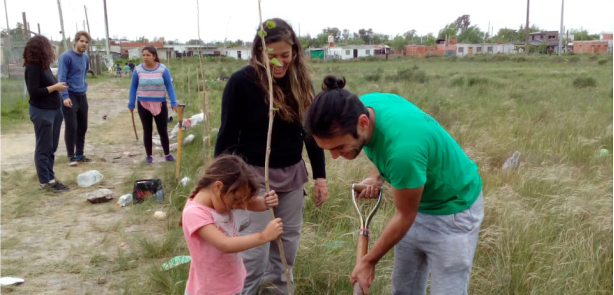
[57,50,89,99]
[128,63,177,109]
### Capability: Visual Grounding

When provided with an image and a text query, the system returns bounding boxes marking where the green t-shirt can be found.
[361,93,482,215]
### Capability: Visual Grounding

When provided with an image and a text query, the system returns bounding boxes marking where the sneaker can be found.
[40,182,62,194]
[74,155,92,163]
[68,157,78,166]
[146,155,153,164]
[165,154,175,162]
[51,180,70,192]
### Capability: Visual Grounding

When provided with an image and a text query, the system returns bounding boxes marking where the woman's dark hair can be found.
[304,75,369,139]
[250,18,313,123]
[22,35,55,69]
[142,45,160,62]
[189,154,261,204]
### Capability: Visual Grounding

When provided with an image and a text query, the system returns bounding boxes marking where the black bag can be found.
[132,179,164,203]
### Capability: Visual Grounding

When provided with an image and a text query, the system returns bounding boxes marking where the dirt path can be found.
[1,78,169,294]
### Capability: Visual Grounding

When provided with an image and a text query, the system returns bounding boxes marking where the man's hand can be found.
[350,258,375,294]
[356,177,383,199]
[314,178,328,206]
[63,98,73,108]
[172,106,178,113]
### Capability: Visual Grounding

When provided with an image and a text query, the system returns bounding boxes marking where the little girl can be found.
[182,154,283,295]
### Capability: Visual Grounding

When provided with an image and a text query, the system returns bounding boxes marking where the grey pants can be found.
[392,193,484,295]
[233,186,305,295]
[29,105,63,184]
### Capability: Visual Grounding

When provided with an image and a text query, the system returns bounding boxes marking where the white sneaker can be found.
[68,159,78,166]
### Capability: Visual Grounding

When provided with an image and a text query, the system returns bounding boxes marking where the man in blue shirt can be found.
[58,31,91,166]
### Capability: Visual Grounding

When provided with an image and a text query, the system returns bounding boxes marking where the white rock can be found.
[154,211,167,220]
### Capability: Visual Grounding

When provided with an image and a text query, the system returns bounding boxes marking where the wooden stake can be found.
[257,3,293,293]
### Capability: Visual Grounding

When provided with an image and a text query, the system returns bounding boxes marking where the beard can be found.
[345,137,367,160]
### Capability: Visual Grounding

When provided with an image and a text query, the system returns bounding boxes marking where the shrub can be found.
[568,56,580,63]
[598,60,608,65]
[513,57,527,62]
[467,77,490,87]
[573,77,597,88]
[451,76,466,87]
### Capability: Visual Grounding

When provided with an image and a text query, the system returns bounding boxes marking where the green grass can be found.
[1,78,29,131]
[125,54,613,294]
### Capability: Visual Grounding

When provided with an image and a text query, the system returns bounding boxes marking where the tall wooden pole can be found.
[558,0,564,56]
[103,0,110,55]
[56,0,69,52]
[21,12,28,40]
[84,5,91,34]
[3,0,10,78]
[525,0,530,55]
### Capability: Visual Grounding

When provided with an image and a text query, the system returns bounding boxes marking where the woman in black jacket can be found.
[214,18,327,295]
[24,35,70,193]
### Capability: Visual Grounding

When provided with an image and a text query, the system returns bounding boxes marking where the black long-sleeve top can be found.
[214,66,326,179]
[24,62,62,109]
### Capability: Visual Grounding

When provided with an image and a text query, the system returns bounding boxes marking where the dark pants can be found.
[137,101,170,156]
[63,93,88,158]
[30,105,63,184]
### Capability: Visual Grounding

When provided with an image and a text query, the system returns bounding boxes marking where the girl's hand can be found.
[172,106,178,113]
[314,178,328,206]
[262,218,283,241]
[264,190,278,208]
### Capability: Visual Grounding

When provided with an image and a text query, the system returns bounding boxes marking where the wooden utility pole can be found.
[525,0,530,55]
[558,0,564,56]
[103,0,110,55]
[22,12,29,40]
[57,0,69,53]
[84,5,91,34]
[37,23,41,35]
[3,0,10,78]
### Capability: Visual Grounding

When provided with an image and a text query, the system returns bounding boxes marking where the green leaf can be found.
[266,20,276,29]
[258,29,267,38]
[270,58,282,66]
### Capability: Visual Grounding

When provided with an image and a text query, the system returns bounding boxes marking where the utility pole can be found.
[3,0,10,78]
[558,0,564,56]
[103,0,110,55]
[38,23,41,35]
[22,12,29,40]
[3,0,9,33]
[525,0,530,55]
[84,5,91,34]
[57,0,69,53]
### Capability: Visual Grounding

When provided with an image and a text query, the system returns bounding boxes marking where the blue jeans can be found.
[30,105,63,184]
[392,193,484,295]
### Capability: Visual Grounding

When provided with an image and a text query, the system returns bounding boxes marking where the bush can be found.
[491,55,511,62]
[598,60,608,65]
[573,77,597,88]
[387,66,428,83]
[568,56,580,63]
[513,57,527,62]
[467,77,490,87]
[451,76,466,87]
[588,55,598,61]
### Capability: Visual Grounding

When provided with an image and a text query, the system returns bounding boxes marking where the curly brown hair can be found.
[23,35,55,69]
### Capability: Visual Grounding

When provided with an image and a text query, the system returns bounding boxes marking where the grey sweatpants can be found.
[233,186,305,295]
[392,193,484,295]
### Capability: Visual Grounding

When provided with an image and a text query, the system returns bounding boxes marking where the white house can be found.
[225,47,252,60]
[455,43,518,56]
[327,45,381,60]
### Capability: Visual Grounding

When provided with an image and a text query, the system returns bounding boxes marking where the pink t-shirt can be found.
[182,198,246,295]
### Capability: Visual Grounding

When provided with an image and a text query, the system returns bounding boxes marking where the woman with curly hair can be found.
[24,35,70,193]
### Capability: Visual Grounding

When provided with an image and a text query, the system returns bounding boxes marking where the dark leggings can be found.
[137,101,170,156]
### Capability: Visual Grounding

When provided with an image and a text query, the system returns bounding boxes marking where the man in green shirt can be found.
[304,76,484,295]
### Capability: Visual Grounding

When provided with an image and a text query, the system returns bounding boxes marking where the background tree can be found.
[392,35,408,53]
[572,29,600,41]
[358,28,374,44]
[322,27,341,42]
[457,25,485,43]
[453,15,471,32]
[491,28,517,43]
[342,29,350,43]
[516,24,541,43]
[438,23,459,40]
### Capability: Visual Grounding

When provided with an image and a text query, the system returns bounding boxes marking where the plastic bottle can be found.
[116,194,133,207]
[77,170,104,187]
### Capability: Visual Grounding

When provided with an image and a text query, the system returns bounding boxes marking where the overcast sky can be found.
[2,0,612,43]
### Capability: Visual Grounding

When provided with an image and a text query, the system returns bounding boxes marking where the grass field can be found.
[3,53,612,294]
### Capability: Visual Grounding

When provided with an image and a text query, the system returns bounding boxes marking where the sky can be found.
[2,0,612,44]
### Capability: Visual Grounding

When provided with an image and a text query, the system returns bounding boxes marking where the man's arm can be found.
[57,54,70,99]
[351,185,423,293]
[363,186,423,265]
